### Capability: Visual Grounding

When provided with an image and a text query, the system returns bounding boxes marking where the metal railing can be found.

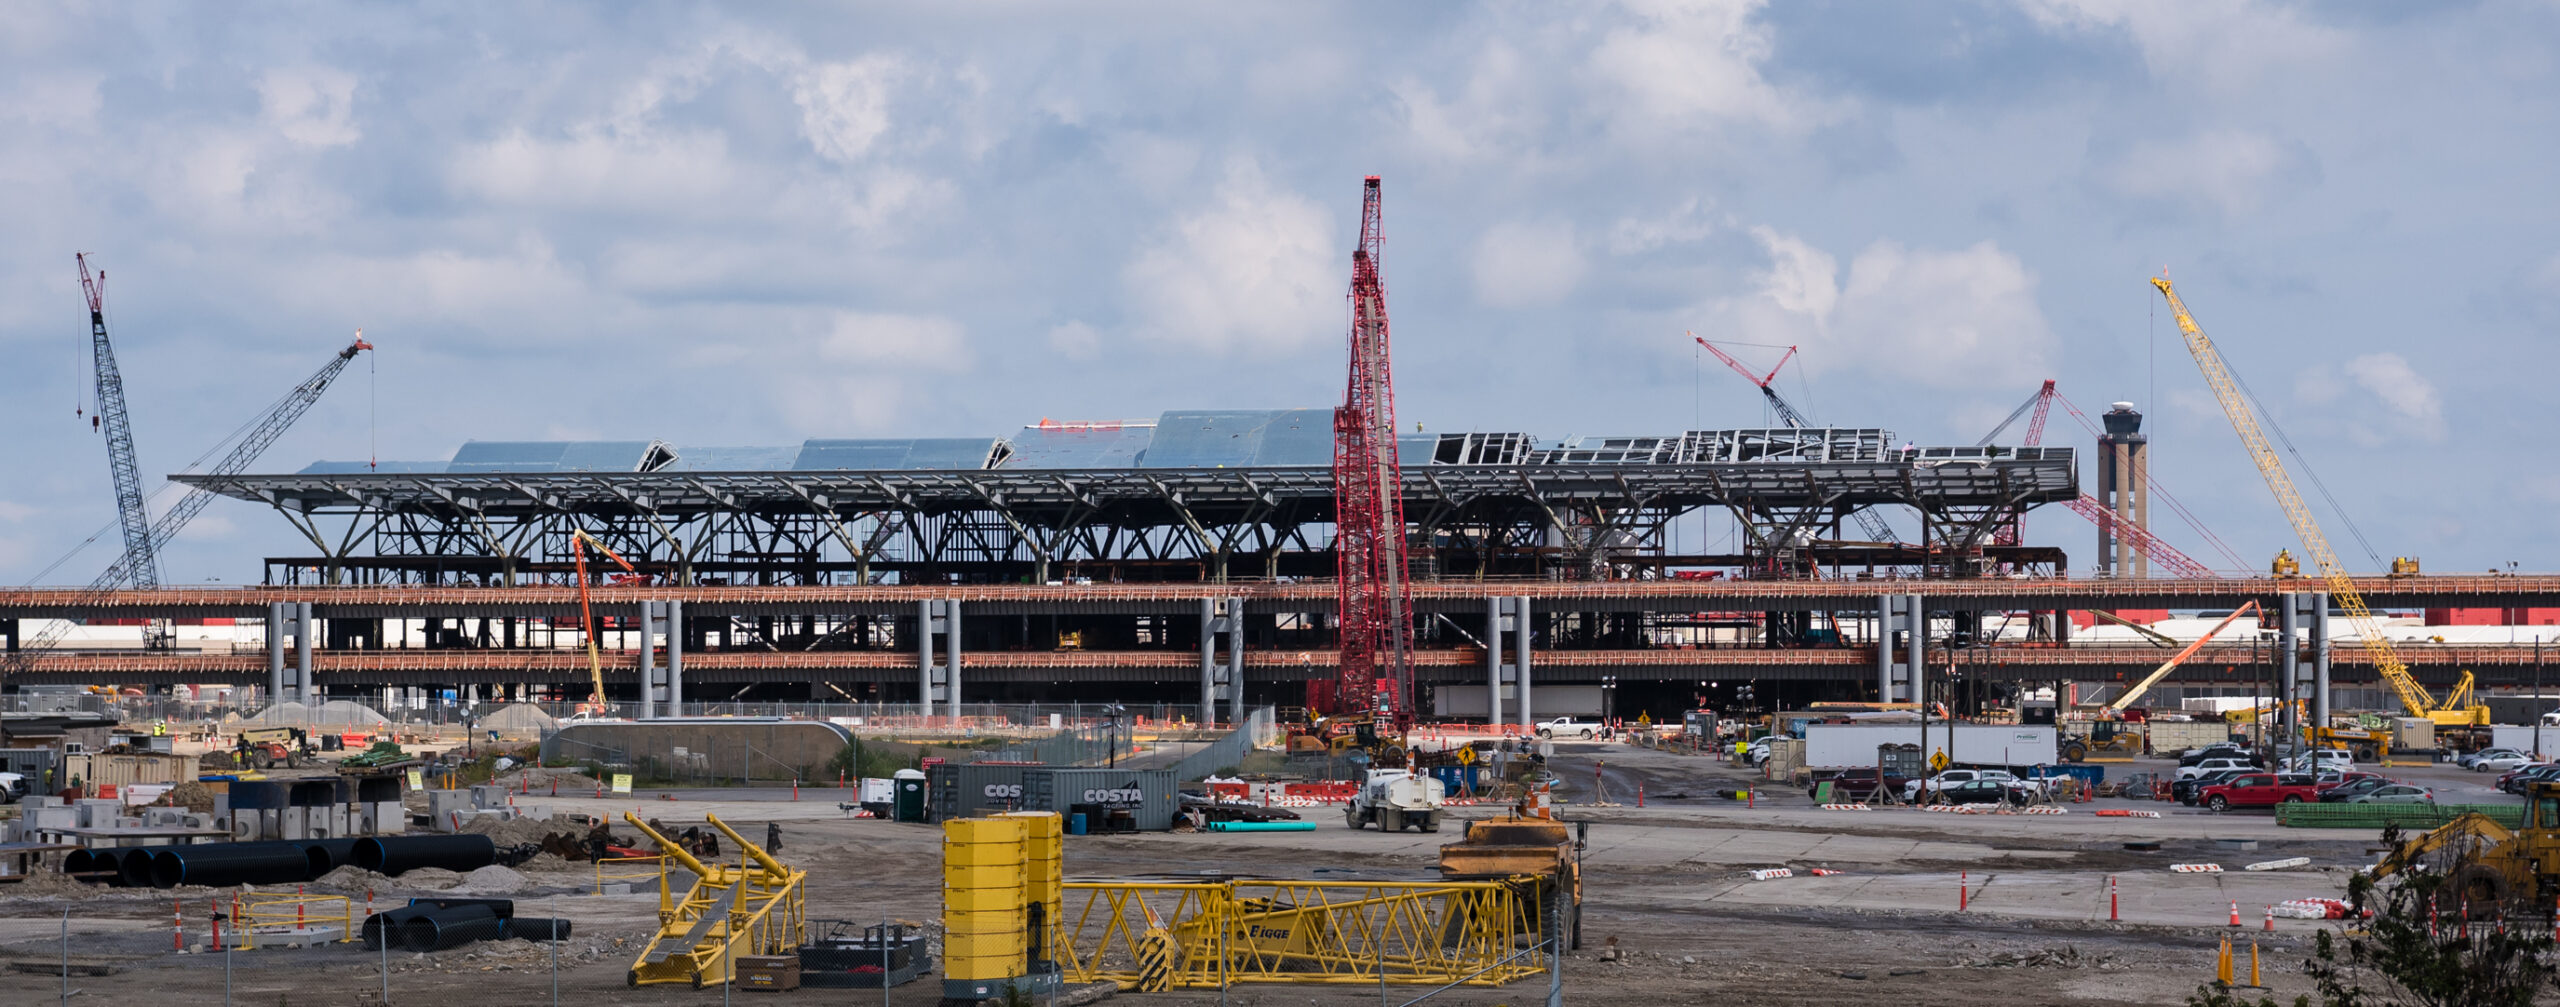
[595,854,666,896]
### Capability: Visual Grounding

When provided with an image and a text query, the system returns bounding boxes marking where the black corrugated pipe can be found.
[406,896,514,919]
[149,842,328,889]
[59,849,111,884]
[353,834,495,876]
[119,848,163,888]
[399,903,502,952]
[298,838,363,874]
[503,917,572,941]
[360,907,435,951]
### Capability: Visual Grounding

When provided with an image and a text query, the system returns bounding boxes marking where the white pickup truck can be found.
[1346,768,1445,832]
[1534,717,1607,740]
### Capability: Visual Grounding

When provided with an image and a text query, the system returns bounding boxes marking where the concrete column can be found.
[1226,597,1245,728]
[2276,593,2302,743]
[1875,595,1894,704]
[666,599,685,716]
[1513,596,1533,732]
[1904,595,1924,705]
[1487,596,1506,728]
[267,602,287,706]
[295,602,315,704]
[945,599,963,727]
[2311,593,2332,727]
[1199,597,1218,728]
[636,602,658,721]
[916,599,937,716]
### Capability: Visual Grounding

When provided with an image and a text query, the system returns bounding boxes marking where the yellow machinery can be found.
[2369,782,2560,919]
[942,810,1552,994]
[2155,279,2488,728]
[624,813,806,988]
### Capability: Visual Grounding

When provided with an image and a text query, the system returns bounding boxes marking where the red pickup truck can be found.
[2199,772,2320,811]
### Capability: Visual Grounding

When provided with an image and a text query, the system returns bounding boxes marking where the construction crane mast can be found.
[78,253,158,589]
[3,330,371,675]
[2152,277,2481,725]
[1691,334,1899,545]
[1332,176,1415,730]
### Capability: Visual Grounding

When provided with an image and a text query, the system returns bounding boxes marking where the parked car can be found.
[0,772,22,804]
[1932,779,2030,806]
[2178,757,2255,781]
[2466,749,2535,773]
[1747,736,1775,766]
[2318,777,2397,803]
[2174,768,2251,806]
[2178,746,2258,768]
[2199,772,2321,811]
[2280,749,2356,774]
[2346,784,2434,805]
[1903,769,2029,803]
[2312,770,2383,791]
[1535,717,1608,740]
[2499,764,2560,795]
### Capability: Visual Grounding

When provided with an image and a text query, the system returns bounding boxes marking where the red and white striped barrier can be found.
[1747,868,1794,881]
[1818,803,1870,811]
[2093,809,2163,818]
[2274,899,2358,920]
[2019,806,2068,815]
[2244,857,2312,872]
[1806,868,1843,876]
[2171,864,2225,873]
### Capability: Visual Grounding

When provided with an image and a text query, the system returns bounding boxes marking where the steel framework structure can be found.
[172,447,2079,588]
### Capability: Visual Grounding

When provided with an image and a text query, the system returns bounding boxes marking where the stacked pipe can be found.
[357,898,561,952]
[63,835,494,890]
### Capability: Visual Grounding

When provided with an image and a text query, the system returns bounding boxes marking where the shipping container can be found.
[927,763,1044,821]
[60,752,191,789]
[2145,720,2238,754]
[1800,724,2057,770]
[1021,768,1176,832]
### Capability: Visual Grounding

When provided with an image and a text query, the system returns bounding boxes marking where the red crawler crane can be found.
[1331,176,1415,731]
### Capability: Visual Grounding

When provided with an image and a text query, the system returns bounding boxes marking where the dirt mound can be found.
[155,781,217,813]
[460,814,574,846]
[449,864,531,895]
[310,864,399,894]
[9,867,102,896]
[392,867,463,889]
[241,699,391,727]
[515,853,574,872]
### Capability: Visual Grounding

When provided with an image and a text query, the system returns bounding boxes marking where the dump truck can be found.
[1438,789,1583,949]
[1346,768,1445,832]
[2369,781,2560,919]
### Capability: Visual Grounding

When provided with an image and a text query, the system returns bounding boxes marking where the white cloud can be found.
[792,56,906,163]
[1047,321,1102,360]
[1588,0,1830,136]
[1470,219,1587,308]
[1706,227,2052,388]
[257,66,361,147]
[1120,159,1337,354]
[1606,197,1717,255]
[818,311,970,372]
[452,128,740,210]
[2018,1,2354,94]
[1390,41,1541,163]
[2102,128,2309,215]
[2344,351,2443,431]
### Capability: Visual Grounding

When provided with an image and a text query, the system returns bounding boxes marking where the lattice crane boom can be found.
[1333,176,1415,728]
[97,333,373,588]
[2152,277,2452,722]
[1691,333,1896,544]
[78,253,158,589]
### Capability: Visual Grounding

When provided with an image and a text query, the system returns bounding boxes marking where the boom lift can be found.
[1692,334,1899,545]
[2062,602,2258,761]
[2153,278,2487,727]
[569,529,639,718]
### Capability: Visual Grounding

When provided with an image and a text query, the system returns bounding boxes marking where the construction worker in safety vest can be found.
[152,722,166,737]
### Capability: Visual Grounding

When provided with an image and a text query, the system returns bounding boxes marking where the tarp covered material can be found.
[478,704,558,735]
[240,700,392,727]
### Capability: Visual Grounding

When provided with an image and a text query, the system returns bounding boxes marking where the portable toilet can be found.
[893,769,928,823]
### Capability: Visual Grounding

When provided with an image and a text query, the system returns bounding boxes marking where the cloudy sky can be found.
[3,1,2556,585]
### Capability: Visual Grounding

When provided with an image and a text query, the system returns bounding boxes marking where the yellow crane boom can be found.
[2151,278,2479,725]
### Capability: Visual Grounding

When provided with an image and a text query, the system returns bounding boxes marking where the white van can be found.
[2284,748,2354,773]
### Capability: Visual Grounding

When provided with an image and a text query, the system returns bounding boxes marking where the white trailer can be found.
[2491,725,2559,758]
[1801,723,2059,770]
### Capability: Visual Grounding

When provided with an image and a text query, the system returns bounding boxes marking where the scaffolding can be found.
[1053,878,1549,990]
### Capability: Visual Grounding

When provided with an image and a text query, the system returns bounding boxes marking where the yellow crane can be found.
[2152,278,2485,727]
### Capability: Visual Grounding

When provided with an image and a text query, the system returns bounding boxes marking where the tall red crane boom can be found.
[1332,176,1415,730]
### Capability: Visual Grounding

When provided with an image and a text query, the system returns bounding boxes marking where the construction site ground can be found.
[0,740,2504,1005]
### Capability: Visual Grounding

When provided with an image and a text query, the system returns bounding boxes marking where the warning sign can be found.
[611,773,634,794]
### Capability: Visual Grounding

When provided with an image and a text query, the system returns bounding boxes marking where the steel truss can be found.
[179,448,2077,587]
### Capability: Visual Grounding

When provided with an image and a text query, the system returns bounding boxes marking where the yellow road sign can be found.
[1928,751,1950,772]
[1456,746,1477,766]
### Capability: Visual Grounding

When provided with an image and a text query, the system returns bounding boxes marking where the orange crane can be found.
[569,529,638,717]
[1976,379,2221,578]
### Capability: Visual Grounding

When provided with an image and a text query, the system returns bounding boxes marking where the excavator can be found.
[2061,602,2259,762]
[569,529,639,719]
[2156,279,2489,731]
[2368,782,2560,920]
